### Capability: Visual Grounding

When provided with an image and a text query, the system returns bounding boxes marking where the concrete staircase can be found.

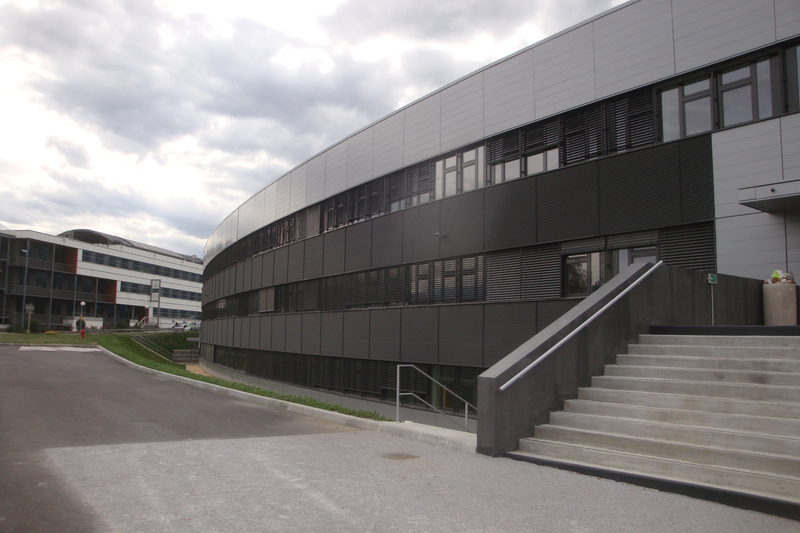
[507,334,800,506]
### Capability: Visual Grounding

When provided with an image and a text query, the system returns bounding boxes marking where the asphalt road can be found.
[1,344,797,533]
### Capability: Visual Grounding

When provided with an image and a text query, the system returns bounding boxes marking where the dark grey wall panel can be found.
[536,299,580,332]
[343,310,370,359]
[320,312,344,356]
[239,317,249,348]
[287,242,305,283]
[400,307,438,363]
[271,314,286,352]
[285,314,302,353]
[439,304,483,367]
[537,163,599,243]
[273,246,289,286]
[440,191,485,257]
[259,316,272,351]
[249,316,260,350]
[261,251,274,288]
[323,229,346,276]
[484,176,537,251]
[371,212,403,268]
[599,143,682,235]
[303,235,324,280]
[483,302,537,367]
[345,223,372,272]
[369,308,401,361]
[242,258,253,292]
[235,263,244,294]
[227,318,235,347]
[678,135,715,223]
[251,254,263,289]
[402,202,440,263]
[225,268,234,297]
[302,313,321,355]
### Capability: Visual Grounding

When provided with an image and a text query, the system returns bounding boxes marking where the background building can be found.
[0,229,202,331]
[200,0,800,414]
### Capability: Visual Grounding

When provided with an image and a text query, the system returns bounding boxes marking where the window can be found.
[564,252,605,297]
[661,77,713,142]
[718,59,775,127]
[435,146,484,199]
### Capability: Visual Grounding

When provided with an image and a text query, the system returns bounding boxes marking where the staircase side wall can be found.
[476,264,763,456]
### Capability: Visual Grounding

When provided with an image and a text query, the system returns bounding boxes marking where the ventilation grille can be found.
[659,222,716,271]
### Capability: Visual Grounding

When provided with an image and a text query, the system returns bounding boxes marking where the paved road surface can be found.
[1,344,797,532]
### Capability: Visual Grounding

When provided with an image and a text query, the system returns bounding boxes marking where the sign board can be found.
[707,273,718,284]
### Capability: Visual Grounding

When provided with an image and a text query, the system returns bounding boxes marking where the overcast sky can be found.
[0,0,623,259]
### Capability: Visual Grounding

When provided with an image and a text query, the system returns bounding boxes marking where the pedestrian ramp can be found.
[18,346,101,352]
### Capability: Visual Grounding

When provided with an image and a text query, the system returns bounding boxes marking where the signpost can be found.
[24,303,33,333]
[707,273,718,325]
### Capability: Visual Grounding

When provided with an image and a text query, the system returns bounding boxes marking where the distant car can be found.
[172,323,188,330]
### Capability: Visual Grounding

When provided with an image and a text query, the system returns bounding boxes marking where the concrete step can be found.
[546,411,800,456]
[616,353,800,373]
[563,399,800,438]
[591,375,800,403]
[627,343,800,359]
[509,440,800,504]
[577,387,800,420]
[638,334,800,348]
[524,425,800,477]
[604,365,800,387]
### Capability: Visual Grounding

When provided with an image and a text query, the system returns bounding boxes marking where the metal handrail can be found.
[135,315,149,328]
[396,364,477,432]
[499,261,664,392]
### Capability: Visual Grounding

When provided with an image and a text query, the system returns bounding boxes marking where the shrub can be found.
[115,319,130,329]
[25,318,41,333]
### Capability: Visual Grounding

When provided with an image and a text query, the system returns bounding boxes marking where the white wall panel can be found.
[324,142,348,197]
[712,119,784,218]
[289,165,307,214]
[786,210,800,274]
[672,0,776,73]
[403,94,441,165]
[483,49,535,137]
[533,22,595,119]
[593,0,675,98]
[440,73,484,153]
[305,155,326,205]
[263,181,277,225]
[346,127,374,187]
[252,188,267,231]
[781,113,800,179]
[275,174,292,219]
[776,0,800,41]
[716,212,787,279]
[373,111,404,178]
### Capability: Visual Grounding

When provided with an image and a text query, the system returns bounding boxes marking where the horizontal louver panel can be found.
[561,237,605,255]
[606,230,658,249]
[521,244,561,301]
[659,222,716,271]
[486,250,521,301]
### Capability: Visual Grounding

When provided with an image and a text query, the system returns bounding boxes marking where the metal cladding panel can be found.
[400,307,438,363]
[712,119,783,219]
[301,313,321,355]
[440,190,485,257]
[323,229,346,276]
[521,244,561,301]
[373,111,405,178]
[345,222,372,273]
[242,258,253,292]
[593,0,675,99]
[290,166,307,214]
[483,302,537,367]
[782,114,800,177]
[439,304,483,367]
[273,246,289,286]
[285,314,302,353]
[440,73,484,153]
[672,0,776,74]
[227,318,235,348]
[536,299,580,332]
[776,0,800,40]
[262,184,277,228]
[346,127,374,188]
[271,314,286,352]
[252,189,267,232]
[537,163,600,243]
[325,142,348,198]
[371,211,403,268]
[402,202,440,263]
[235,262,245,294]
[486,249,521,302]
[287,242,305,283]
[306,155,327,205]
[660,222,716,271]
[786,210,800,275]
[369,308,401,361]
[251,254,264,289]
[483,49,535,137]
[679,135,715,224]
[716,211,787,278]
[483,176,537,251]
[303,234,324,280]
[533,22,595,119]
[275,175,292,219]
[239,317,249,349]
[236,198,254,242]
[343,310,370,359]
[404,94,441,166]
[261,250,275,288]
[598,143,682,235]
[249,316,260,351]
[320,312,344,356]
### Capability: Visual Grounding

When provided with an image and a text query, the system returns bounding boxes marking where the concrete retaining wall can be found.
[173,349,199,364]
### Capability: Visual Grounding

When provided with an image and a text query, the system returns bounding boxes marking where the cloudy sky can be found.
[0,0,623,259]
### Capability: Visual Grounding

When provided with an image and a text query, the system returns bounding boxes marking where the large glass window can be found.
[719,59,774,128]
[564,252,604,297]
[661,77,712,141]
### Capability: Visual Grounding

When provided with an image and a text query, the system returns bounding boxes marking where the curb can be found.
[98,346,476,453]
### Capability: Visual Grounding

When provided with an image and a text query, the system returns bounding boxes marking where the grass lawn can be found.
[0,331,391,421]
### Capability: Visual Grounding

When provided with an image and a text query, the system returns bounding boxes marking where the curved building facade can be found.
[201,0,800,412]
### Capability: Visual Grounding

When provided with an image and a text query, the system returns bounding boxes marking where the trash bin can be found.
[763,282,797,326]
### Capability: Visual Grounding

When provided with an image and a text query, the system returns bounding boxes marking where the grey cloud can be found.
[45,136,91,168]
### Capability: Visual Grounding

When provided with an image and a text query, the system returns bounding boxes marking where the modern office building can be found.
[200,0,800,412]
[0,228,203,331]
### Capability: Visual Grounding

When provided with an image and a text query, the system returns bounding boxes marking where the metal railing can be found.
[135,315,149,328]
[396,364,477,432]
[129,334,173,361]
[499,261,664,392]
